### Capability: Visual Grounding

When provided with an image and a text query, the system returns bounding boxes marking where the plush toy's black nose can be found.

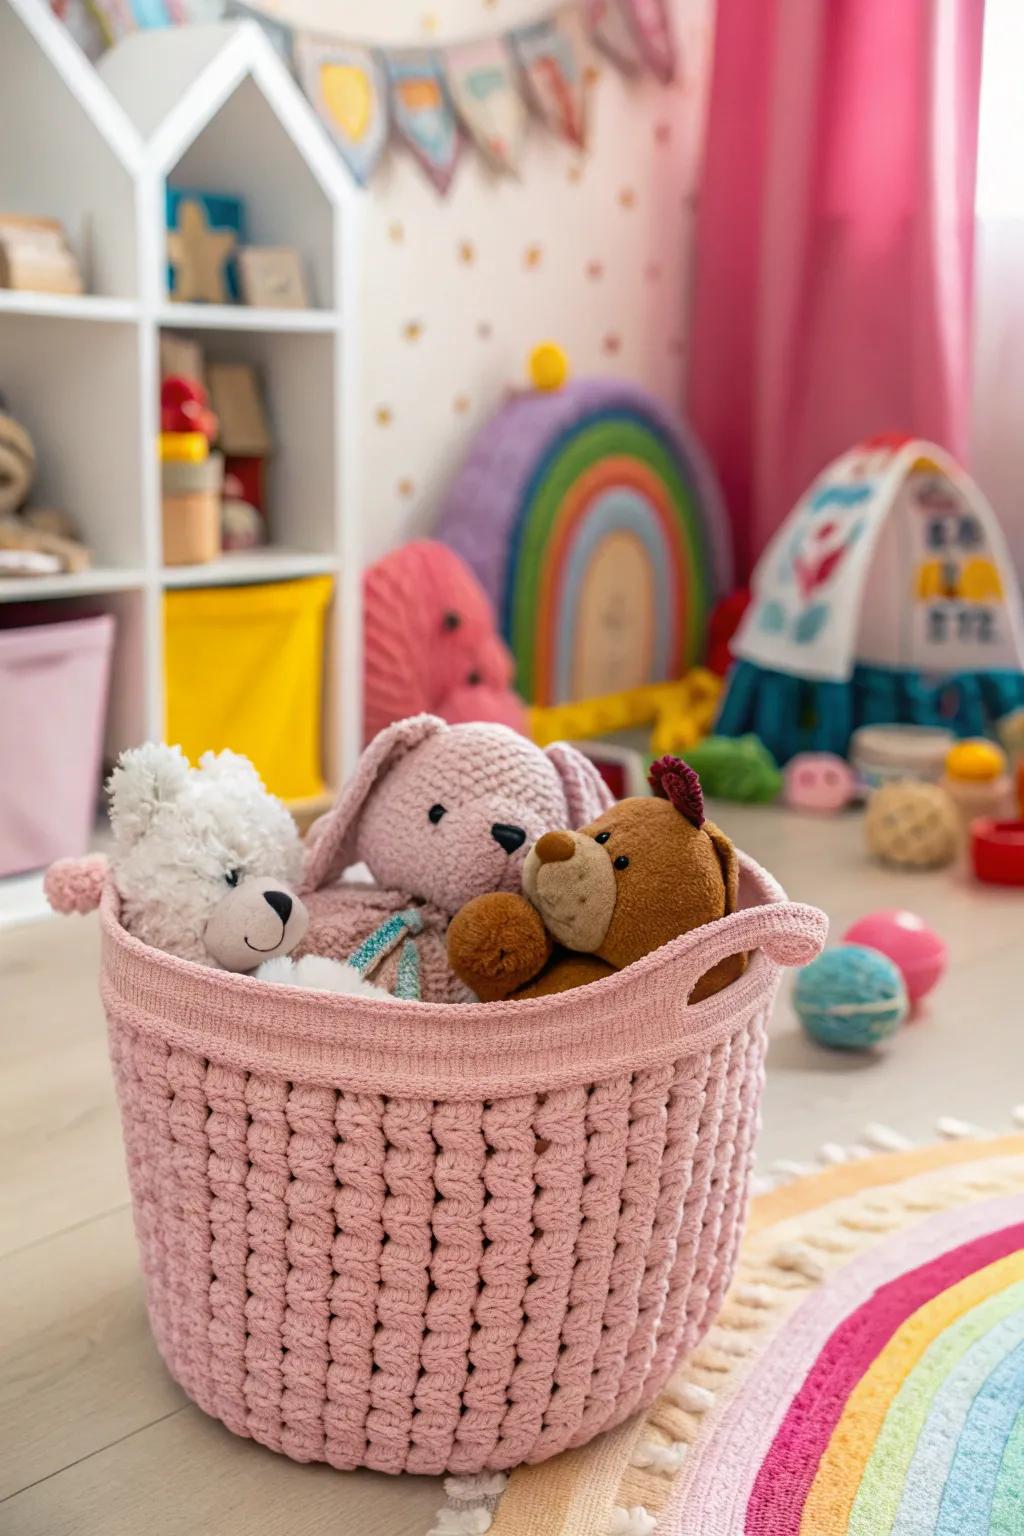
[263,889,293,924]
[491,822,527,854]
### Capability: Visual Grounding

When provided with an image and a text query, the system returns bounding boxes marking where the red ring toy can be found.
[970,818,1024,886]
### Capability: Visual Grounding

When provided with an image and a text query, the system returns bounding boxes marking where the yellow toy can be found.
[528,341,569,392]
[940,738,1015,824]
[528,669,722,756]
[159,431,209,463]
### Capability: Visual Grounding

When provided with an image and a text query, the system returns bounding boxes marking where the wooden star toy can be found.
[167,200,237,304]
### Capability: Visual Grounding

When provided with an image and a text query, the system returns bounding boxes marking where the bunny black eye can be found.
[467,670,482,686]
[225,867,241,887]
[428,804,446,824]
[442,611,461,632]
[595,831,611,844]
[613,855,630,870]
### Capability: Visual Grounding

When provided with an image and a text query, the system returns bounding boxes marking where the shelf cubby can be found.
[0,0,142,299]
[0,8,364,928]
[0,310,149,570]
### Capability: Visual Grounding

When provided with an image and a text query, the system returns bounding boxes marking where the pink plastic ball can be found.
[842,909,947,1005]
[784,752,857,813]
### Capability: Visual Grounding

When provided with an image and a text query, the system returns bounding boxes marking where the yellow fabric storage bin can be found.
[164,576,332,803]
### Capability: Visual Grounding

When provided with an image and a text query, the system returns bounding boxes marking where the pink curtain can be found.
[688,0,986,579]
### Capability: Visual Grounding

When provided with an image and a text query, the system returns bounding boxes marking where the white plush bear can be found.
[45,743,391,996]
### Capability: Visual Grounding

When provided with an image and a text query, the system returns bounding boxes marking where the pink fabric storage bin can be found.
[0,613,114,877]
[100,856,826,1476]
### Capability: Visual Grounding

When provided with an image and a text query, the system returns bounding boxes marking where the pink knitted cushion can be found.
[100,855,826,1475]
[363,540,527,744]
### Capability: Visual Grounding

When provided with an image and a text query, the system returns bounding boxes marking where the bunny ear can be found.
[544,741,616,826]
[300,714,446,893]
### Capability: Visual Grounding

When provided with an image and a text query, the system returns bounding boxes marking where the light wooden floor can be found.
[2,805,1021,1536]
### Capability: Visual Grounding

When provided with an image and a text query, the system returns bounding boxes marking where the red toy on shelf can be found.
[160,375,218,441]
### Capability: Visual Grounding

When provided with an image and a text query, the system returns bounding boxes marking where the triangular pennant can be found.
[620,0,676,83]
[584,0,642,73]
[295,35,388,187]
[511,10,590,149]
[384,50,463,195]
[224,0,294,63]
[446,36,527,175]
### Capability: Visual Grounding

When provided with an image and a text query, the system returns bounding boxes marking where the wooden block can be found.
[159,333,204,385]
[207,363,271,457]
[161,450,224,496]
[0,214,82,294]
[165,190,242,304]
[162,490,222,565]
[237,246,309,309]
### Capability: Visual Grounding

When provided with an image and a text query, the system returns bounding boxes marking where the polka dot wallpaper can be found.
[263,0,716,561]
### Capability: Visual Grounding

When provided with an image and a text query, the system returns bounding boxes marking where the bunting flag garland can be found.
[621,0,676,83]
[511,9,590,150]
[584,0,642,73]
[446,36,527,176]
[224,0,293,62]
[383,51,463,195]
[294,35,388,188]
[63,0,679,193]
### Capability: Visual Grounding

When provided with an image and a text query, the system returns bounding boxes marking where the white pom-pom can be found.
[863,1123,913,1151]
[608,1507,656,1536]
[630,1438,687,1472]
[443,1473,507,1501]
[428,1509,492,1536]
[665,1379,714,1411]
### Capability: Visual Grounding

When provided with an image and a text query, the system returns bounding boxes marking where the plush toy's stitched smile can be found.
[244,928,287,954]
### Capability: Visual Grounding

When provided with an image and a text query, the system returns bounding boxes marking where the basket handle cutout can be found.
[681,900,827,1003]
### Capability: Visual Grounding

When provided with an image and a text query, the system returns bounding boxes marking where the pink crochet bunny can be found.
[300,714,613,1000]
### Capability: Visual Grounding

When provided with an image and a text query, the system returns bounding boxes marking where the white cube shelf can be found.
[0,0,364,922]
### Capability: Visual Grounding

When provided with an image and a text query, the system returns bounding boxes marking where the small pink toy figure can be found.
[362,539,528,744]
[784,752,857,813]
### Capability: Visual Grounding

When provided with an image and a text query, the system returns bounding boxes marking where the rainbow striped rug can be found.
[433,1129,1024,1536]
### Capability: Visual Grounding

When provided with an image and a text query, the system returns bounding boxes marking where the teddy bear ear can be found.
[544,742,616,826]
[197,748,265,787]
[300,714,447,893]
[704,821,740,915]
[107,743,191,849]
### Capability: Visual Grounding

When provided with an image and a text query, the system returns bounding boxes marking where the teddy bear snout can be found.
[204,876,309,972]
[523,831,617,953]
[535,830,576,864]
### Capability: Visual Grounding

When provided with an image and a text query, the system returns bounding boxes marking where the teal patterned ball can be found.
[794,945,908,1050]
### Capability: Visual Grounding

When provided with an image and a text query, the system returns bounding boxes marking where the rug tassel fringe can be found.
[607,1505,657,1535]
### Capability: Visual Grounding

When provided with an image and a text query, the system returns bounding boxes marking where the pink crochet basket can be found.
[100,855,825,1476]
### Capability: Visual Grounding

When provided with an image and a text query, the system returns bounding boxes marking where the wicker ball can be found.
[865,781,960,869]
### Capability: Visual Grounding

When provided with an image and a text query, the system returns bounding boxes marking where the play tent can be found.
[717,435,1024,762]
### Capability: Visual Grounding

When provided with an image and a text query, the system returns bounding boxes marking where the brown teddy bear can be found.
[447,755,746,1002]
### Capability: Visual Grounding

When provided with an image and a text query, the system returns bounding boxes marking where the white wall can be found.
[336,0,716,561]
